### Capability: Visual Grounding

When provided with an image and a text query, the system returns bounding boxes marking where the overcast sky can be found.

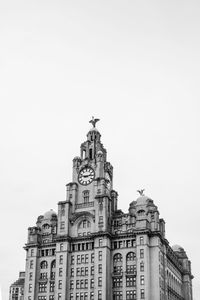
[1,1,200,299]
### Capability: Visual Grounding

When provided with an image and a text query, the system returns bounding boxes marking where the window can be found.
[113,277,122,288]
[138,210,145,216]
[140,249,144,258]
[40,261,48,269]
[99,238,103,247]
[140,262,144,272]
[85,254,89,263]
[59,255,63,264]
[90,292,94,300]
[50,282,55,292]
[49,296,54,300]
[98,290,102,300]
[38,297,46,300]
[60,243,64,251]
[98,277,102,287]
[91,253,94,263]
[98,264,102,274]
[39,283,47,293]
[113,291,122,300]
[113,253,122,263]
[91,266,94,275]
[126,290,136,300]
[30,260,34,269]
[83,191,89,203]
[77,255,81,264]
[85,267,88,276]
[40,272,47,279]
[90,278,94,288]
[51,260,56,268]
[141,289,145,299]
[99,216,103,224]
[140,275,144,285]
[60,222,65,230]
[140,236,144,245]
[59,268,62,276]
[71,268,74,277]
[58,294,61,300]
[98,251,102,261]
[29,272,33,281]
[85,279,88,288]
[71,255,75,265]
[113,265,122,274]
[70,294,73,300]
[58,280,62,289]
[28,284,32,293]
[31,249,34,256]
[70,280,74,290]
[126,276,136,287]
[126,252,136,261]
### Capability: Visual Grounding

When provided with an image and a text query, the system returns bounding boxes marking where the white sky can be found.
[0,0,200,299]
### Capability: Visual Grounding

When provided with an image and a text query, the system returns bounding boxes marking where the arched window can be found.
[40,261,48,269]
[51,260,56,269]
[43,224,50,230]
[113,253,122,263]
[137,210,145,216]
[126,252,136,261]
[77,219,91,236]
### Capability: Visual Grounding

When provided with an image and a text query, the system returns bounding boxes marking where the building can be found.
[9,271,25,300]
[23,118,193,300]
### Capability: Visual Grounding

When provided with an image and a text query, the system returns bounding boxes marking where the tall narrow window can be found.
[83,191,89,203]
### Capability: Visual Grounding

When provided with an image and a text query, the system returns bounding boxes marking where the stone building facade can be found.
[23,120,193,300]
[9,271,25,300]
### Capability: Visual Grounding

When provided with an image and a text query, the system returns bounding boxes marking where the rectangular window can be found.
[85,267,88,276]
[70,280,74,290]
[84,292,88,300]
[59,268,63,276]
[99,238,103,247]
[91,266,94,275]
[59,255,63,264]
[113,277,122,288]
[31,249,34,256]
[39,283,47,293]
[98,290,102,300]
[77,255,81,264]
[140,236,144,245]
[85,254,89,263]
[49,296,54,300]
[60,222,65,230]
[71,255,75,265]
[85,279,88,288]
[70,268,74,277]
[98,251,102,261]
[98,264,102,274]
[141,289,145,299]
[140,249,144,258]
[58,280,62,289]
[140,262,144,272]
[30,260,33,269]
[28,284,32,293]
[29,272,33,281]
[70,294,73,300]
[140,275,144,285]
[76,280,80,289]
[91,253,94,263]
[50,282,55,292]
[98,277,102,287]
[58,294,62,300]
[90,292,94,300]
[90,278,94,288]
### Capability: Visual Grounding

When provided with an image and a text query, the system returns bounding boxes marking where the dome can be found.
[172,245,184,252]
[136,195,152,206]
[43,209,57,220]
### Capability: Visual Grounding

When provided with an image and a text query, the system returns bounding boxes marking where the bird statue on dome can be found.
[89,116,100,128]
[137,189,145,196]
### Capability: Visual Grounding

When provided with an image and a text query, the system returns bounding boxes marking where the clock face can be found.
[78,167,95,185]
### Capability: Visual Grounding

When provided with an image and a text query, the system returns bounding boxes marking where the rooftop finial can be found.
[89,116,100,128]
[137,189,145,196]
